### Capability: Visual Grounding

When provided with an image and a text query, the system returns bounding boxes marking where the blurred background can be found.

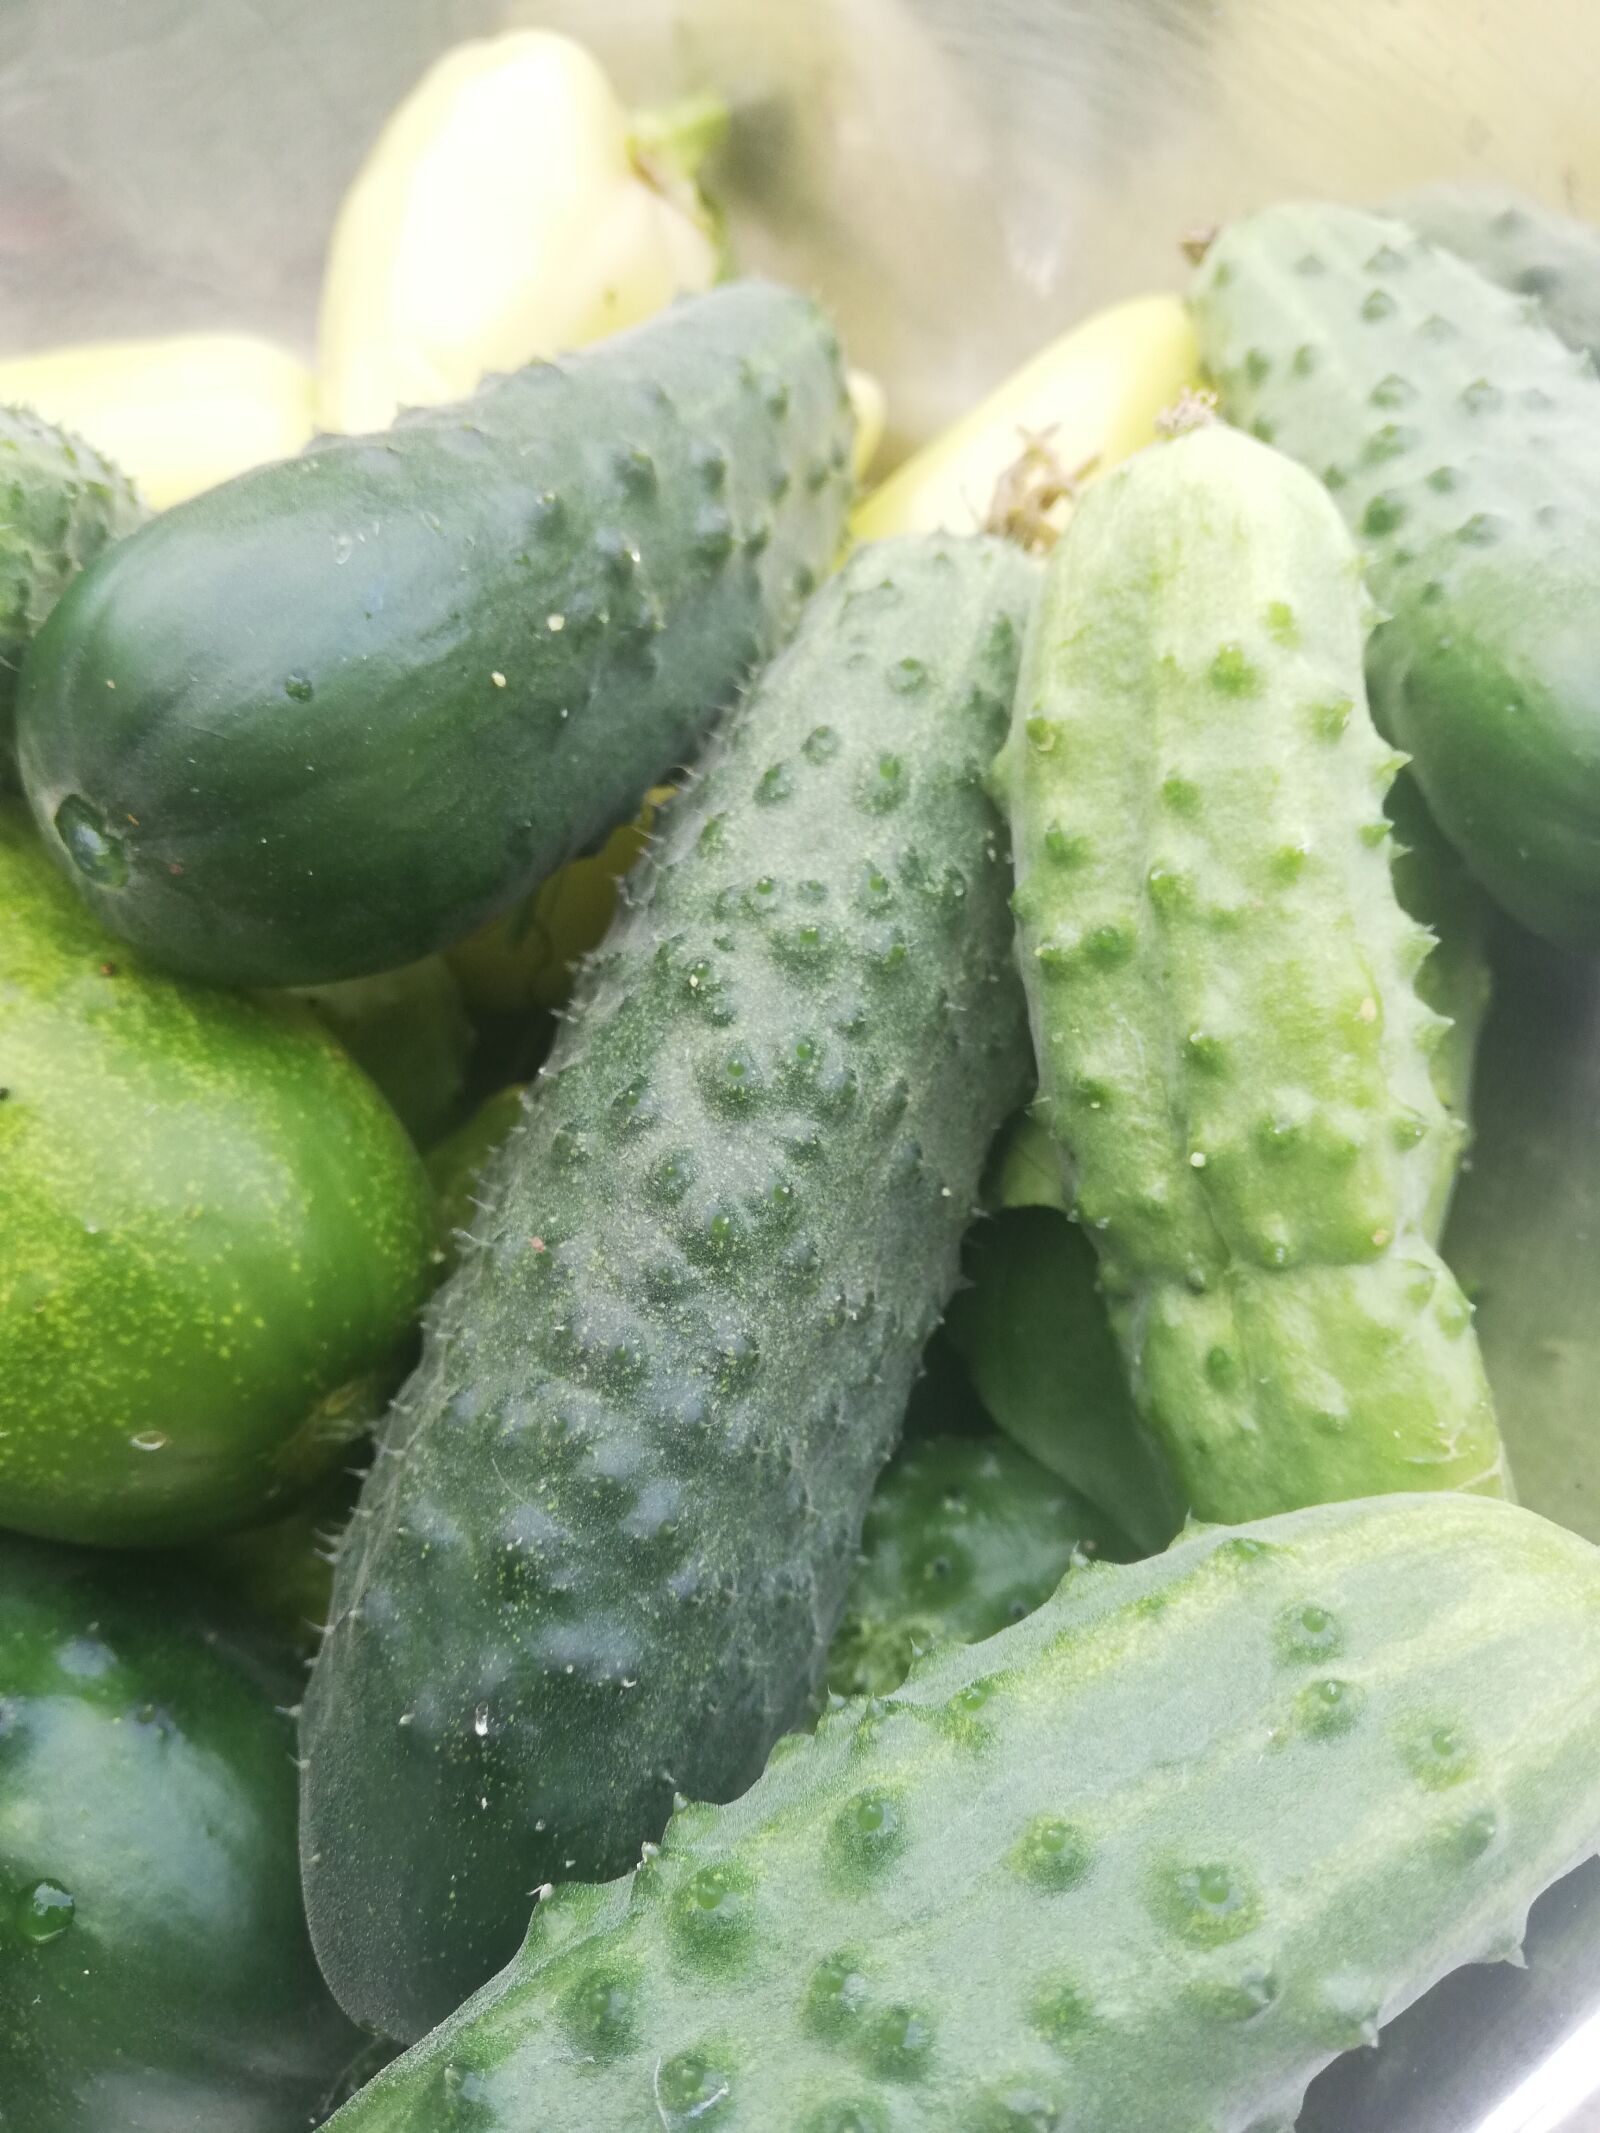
[4,0,1598,457]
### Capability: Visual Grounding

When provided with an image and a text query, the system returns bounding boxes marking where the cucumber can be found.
[945,1206,1184,1554]
[825,1432,1128,1699]
[0,1538,358,2132]
[1387,182,1600,365]
[324,1493,1600,2133]
[947,773,1488,1550]
[1445,925,1600,1544]
[0,806,433,1546]
[1385,771,1493,1235]
[16,282,854,987]
[300,534,1039,2041]
[1190,200,1600,949]
[1,403,143,770]
[996,423,1506,1523]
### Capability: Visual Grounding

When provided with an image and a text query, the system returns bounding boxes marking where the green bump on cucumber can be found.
[1388,182,1600,366]
[17,282,855,986]
[826,1433,1129,1699]
[995,422,1507,1524]
[0,403,143,771]
[1191,200,1600,949]
[324,1494,1600,2133]
[300,533,1039,2042]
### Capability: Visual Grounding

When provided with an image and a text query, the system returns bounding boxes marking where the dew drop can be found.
[472,1703,490,1738]
[130,1430,169,1453]
[18,1880,74,1944]
[284,672,315,702]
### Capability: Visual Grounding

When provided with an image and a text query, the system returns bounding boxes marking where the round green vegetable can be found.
[0,1538,359,2132]
[0,808,433,1546]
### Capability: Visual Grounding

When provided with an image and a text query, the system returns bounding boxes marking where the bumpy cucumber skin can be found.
[327,1493,1600,2133]
[0,403,143,763]
[0,807,433,1546]
[948,771,1487,1543]
[1192,201,1600,949]
[300,535,1038,2041]
[997,424,1506,1523]
[1385,771,1492,1235]
[0,1540,358,2133]
[1388,182,1600,365]
[17,282,854,986]
[826,1432,1128,1699]
[1445,925,1600,1544]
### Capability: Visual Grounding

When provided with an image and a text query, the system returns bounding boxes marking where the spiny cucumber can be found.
[995,421,1507,1523]
[300,534,1039,2041]
[826,1432,1128,1700]
[0,403,143,769]
[1190,200,1600,949]
[1387,182,1600,365]
[325,1493,1600,2133]
[18,282,854,986]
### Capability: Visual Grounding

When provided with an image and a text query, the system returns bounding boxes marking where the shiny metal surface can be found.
[4,0,1600,2121]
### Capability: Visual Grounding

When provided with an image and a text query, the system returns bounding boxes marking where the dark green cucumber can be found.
[1191,201,1600,948]
[17,282,854,986]
[0,404,144,770]
[300,534,1038,2041]
[1388,182,1600,364]
[0,1539,358,2132]
[826,1432,1128,1699]
[945,1205,1184,1555]
[325,1494,1600,2133]
[1445,925,1600,1543]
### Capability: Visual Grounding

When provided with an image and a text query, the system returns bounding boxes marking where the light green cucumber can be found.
[300,534,1039,2042]
[826,1432,1127,1699]
[325,1493,1600,2133]
[1445,925,1600,1543]
[1191,200,1600,949]
[0,404,144,770]
[1388,182,1600,364]
[996,422,1506,1523]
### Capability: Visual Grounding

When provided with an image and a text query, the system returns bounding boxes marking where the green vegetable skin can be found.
[0,808,433,1545]
[827,1433,1129,1699]
[1387,182,1600,364]
[1191,200,1600,950]
[947,1206,1184,1554]
[1446,927,1600,1543]
[0,1539,359,2132]
[0,403,144,769]
[945,773,1486,1552]
[326,1494,1600,2133]
[294,954,475,1148]
[16,282,854,986]
[997,423,1506,1522]
[301,534,1038,2042]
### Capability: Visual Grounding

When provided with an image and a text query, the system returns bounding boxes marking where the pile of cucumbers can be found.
[7,89,1600,2133]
